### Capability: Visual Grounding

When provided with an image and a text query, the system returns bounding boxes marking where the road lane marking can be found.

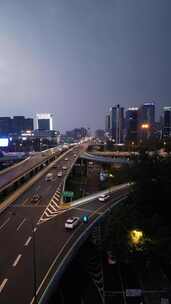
[13,254,22,267]
[53,197,59,202]
[33,196,127,303]
[49,204,56,212]
[24,236,32,247]
[51,201,59,208]
[16,218,26,232]
[0,217,10,231]
[37,198,125,303]
[23,197,29,206]
[0,278,8,293]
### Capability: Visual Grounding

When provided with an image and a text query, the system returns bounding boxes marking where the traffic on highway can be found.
[0,142,129,304]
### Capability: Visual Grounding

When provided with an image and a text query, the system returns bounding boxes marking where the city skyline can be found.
[0,0,170,131]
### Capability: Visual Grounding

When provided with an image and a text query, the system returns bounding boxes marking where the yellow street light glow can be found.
[130,230,143,245]
[141,124,149,129]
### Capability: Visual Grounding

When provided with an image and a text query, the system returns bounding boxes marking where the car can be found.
[45,173,53,181]
[52,164,58,169]
[57,171,63,177]
[98,194,110,201]
[65,217,80,229]
[31,194,41,203]
[64,158,68,161]
[107,251,116,265]
[62,166,67,170]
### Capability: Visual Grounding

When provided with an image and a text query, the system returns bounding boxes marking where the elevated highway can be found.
[80,152,131,164]
[0,147,71,197]
[0,143,130,304]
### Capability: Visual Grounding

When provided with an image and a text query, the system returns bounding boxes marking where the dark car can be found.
[31,194,41,203]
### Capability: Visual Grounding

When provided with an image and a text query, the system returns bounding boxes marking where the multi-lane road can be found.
[0,144,129,304]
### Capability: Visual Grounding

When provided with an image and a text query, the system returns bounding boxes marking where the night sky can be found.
[0,0,170,131]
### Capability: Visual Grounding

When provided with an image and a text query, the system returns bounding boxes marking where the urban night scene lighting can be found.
[0,1,171,304]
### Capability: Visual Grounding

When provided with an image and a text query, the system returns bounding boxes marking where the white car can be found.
[45,173,53,181]
[98,194,110,202]
[65,217,80,229]
[62,166,67,170]
[64,158,68,161]
[57,171,63,177]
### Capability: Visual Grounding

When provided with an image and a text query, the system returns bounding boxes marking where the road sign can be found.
[62,191,74,198]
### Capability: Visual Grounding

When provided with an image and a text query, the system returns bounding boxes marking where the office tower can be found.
[125,107,138,143]
[163,107,171,138]
[36,113,53,131]
[105,114,110,132]
[109,104,124,144]
[24,118,34,130]
[0,117,12,136]
[139,101,155,140]
[139,101,155,126]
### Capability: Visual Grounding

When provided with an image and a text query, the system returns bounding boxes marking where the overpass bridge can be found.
[80,152,131,164]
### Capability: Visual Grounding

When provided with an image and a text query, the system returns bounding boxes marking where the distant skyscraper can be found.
[24,118,34,131]
[139,101,155,140]
[0,117,12,136]
[139,101,155,126]
[105,114,110,132]
[109,105,124,144]
[163,107,171,138]
[125,107,138,143]
[36,113,53,130]
[11,116,33,134]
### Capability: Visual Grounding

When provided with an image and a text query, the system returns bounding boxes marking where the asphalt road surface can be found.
[0,145,128,304]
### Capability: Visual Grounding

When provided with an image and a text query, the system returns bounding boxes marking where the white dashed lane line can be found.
[13,254,22,267]
[0,218,10,231]
[0,278,8,293]
[24,236,32,247]
[16,218,26,232]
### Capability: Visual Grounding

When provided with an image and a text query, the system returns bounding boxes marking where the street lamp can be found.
[129,229,143,246]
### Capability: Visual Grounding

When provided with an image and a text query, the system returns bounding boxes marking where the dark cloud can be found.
[0,0,170,131]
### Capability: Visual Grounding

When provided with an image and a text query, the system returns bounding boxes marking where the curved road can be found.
[0,146,129,304]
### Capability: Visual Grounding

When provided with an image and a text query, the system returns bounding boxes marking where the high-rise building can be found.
[105,114,110,131]
[163,107,171,138]
[139,101,155,126]
[125,107,139,143]
[0,117,12,136]
[35,113,53,131]
[24,118,34,131]
[12,116,25,133]
[65,128,88,141]
[139,101,155,140]
[109,105,124,144]
[0,116,34,134]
